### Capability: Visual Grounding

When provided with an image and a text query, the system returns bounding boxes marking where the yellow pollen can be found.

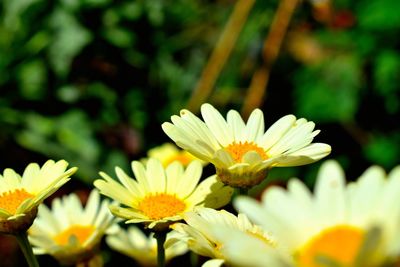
[0,189,34,214]
[54,225,95,246]
[139,193,186,220]
[297,225,364,267]
[225,141,268,162]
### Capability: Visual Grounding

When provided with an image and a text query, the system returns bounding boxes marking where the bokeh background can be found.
[1,0,399,266]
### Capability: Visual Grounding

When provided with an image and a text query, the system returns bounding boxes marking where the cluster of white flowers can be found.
[2,103,400,267]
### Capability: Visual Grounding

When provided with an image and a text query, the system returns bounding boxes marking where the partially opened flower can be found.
[208,225,289,267]
[28,189,117,266]
[0,160,77,234]
[106,226,188,267]
[162,103,331,188]
[94,159,233,230]
[169,207,275,267]
[146,143,205,167]
[235,160,400,267]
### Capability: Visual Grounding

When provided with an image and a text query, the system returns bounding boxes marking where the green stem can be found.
[15,231,40,267]
[154,231,167,267]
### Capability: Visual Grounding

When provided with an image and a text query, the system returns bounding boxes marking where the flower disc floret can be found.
[225,141,268,163]
[297,225,364,267]
[0,189,34,214]
[139,193,186,220]
[54,225,96,246]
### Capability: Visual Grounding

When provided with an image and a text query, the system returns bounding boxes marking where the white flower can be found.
[169,207,274,267]
[162,103,331,188]
[0,160,77,233]
[235,160,400,267]
[28,190,117,265]
[94,159,233,230]
[106,226,188,267]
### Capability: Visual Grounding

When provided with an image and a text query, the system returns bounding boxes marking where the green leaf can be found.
[17,59,47,100]
[48,9,92,76]
[374,50,400,95]
[102,26,135,48]
[364,134,400,168]
[357,0,400,30]
[55,110,100,162]
[294,55,362,123]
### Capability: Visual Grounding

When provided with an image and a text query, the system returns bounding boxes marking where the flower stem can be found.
[154,231,167,267]
[15,231,40,267]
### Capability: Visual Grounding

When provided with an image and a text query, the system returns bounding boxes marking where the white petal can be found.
[314,160,346,224]
[201,103,234,146]
[243,109,265,142]
[258,115,296,150]
[227,110,245,141]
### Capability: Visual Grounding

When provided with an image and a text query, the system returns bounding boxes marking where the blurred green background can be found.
[1,0,400,265]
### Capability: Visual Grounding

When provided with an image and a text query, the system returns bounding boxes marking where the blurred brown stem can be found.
[241,0,299,118]
[187,0,256,112]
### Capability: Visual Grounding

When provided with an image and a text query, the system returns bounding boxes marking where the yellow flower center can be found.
[225,141,268,162]
[0,189,34,214]
[165,153,193,167]
[297,225,364,267]
[139,193,186,220]
[54,225,96,245]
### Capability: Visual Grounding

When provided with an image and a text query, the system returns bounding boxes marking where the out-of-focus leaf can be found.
[0,106,22,125]
[357,0,400,30]
[124,90,148,130]
[48,9,92,76]
[23,31,51,54]
[101,150,129,178]
[57,85,81,103]
[82,0,111,8]
[119,2,143,20]
[86,82,117,103]
[102,9,120,27]
[145,0,164,26]
[17,59,47,99]
[103,27,135,48]
[363,134,400,168]
[25,113,55,136]
[294,55,362,123]
[56,110,100,162]
[85,83,120,124]
[2,0,43,32]
[373,50,400,114]
[59,0,80,10]
[374,50,400,95]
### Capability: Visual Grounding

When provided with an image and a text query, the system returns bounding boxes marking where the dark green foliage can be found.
[1,0,399,186]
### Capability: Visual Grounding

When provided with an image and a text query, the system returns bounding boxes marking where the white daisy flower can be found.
[162,103,331,188]
[94,158,233,230]
[28,189,117,265]
[0,160,77,233]
[106,226,188,267]
[168,207,275,267]
[235,160,400,267]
